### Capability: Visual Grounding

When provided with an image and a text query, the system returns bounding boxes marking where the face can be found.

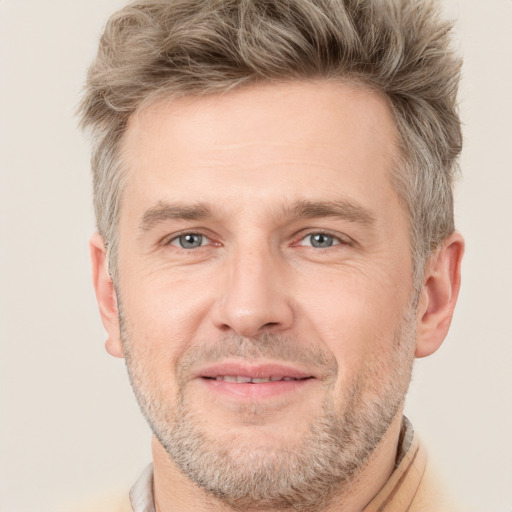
[113,81,418,509]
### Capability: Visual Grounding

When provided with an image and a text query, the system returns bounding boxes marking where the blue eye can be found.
[301,233,339,248]
[170,233,207,249]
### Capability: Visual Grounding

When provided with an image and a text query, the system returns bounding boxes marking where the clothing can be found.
[73,418,461,512]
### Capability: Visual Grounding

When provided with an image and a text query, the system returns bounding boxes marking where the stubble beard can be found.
[120,309,416,511]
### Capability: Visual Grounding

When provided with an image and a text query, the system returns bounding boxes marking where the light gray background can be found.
[1,1,511,511]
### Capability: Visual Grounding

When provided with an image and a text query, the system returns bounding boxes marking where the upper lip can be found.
[196,361,314,380]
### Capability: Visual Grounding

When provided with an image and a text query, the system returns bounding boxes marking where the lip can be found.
[196,361,313,380]
[196,361,315,400]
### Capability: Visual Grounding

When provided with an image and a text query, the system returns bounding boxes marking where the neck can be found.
[151,413,404,512]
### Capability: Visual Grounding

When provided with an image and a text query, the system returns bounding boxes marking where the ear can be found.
[89,233,124,358]
[415,232,465,358]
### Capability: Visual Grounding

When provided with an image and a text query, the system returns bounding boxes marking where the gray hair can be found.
[79,0,462,282]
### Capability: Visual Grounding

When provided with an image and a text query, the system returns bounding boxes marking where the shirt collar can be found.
[362,417,427,511]
[129,462,156,512]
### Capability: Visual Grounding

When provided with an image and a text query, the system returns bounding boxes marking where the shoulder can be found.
[66,491,132,512]
[409,459,466,512]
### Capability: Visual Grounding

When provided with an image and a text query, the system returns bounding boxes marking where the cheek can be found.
[294,265,411,374]
[120,265,212,336]
[118,272,215,398]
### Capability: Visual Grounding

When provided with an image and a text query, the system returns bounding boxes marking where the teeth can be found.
[212,376,298,383]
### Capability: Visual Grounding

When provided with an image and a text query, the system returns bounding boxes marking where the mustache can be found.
[176,333,338,381]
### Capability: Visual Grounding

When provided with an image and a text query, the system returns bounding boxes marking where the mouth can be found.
[196,362,316,400]
[204,375,310,383]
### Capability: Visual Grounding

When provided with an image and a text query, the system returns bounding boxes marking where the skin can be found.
[90,81,464,511]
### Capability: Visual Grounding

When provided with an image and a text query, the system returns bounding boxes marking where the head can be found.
[80,0,462,283]
[81,1,464,509]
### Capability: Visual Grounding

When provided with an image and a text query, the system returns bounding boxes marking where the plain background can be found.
[0,1,511,511]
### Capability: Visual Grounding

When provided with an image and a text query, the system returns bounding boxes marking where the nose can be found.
[211,245,294,338]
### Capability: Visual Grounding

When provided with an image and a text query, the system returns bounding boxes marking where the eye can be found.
[299,233,341,248]
[169,233,209,249]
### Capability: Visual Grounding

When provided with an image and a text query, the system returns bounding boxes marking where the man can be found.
[79,0,464,510]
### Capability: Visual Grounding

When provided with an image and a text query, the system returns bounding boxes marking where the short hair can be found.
[79,0,462,283]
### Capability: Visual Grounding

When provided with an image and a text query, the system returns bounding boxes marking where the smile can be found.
[204,375,308,383]
[196,362,316,400]
[197,361,315,381]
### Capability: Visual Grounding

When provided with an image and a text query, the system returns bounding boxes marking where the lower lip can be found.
[201,378,312,400]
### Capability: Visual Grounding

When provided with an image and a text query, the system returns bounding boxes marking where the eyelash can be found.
[297,232,342,248]
[293,230,353,249]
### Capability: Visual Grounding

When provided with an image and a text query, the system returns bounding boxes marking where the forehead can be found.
[120,80,401,221]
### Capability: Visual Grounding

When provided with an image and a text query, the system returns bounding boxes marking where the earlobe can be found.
[89,233,124,358]
[415,232,465,358]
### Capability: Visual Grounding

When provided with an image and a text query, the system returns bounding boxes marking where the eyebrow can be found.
[139,201,213,232]
[288,199,376,226]
[138,198,376,232]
